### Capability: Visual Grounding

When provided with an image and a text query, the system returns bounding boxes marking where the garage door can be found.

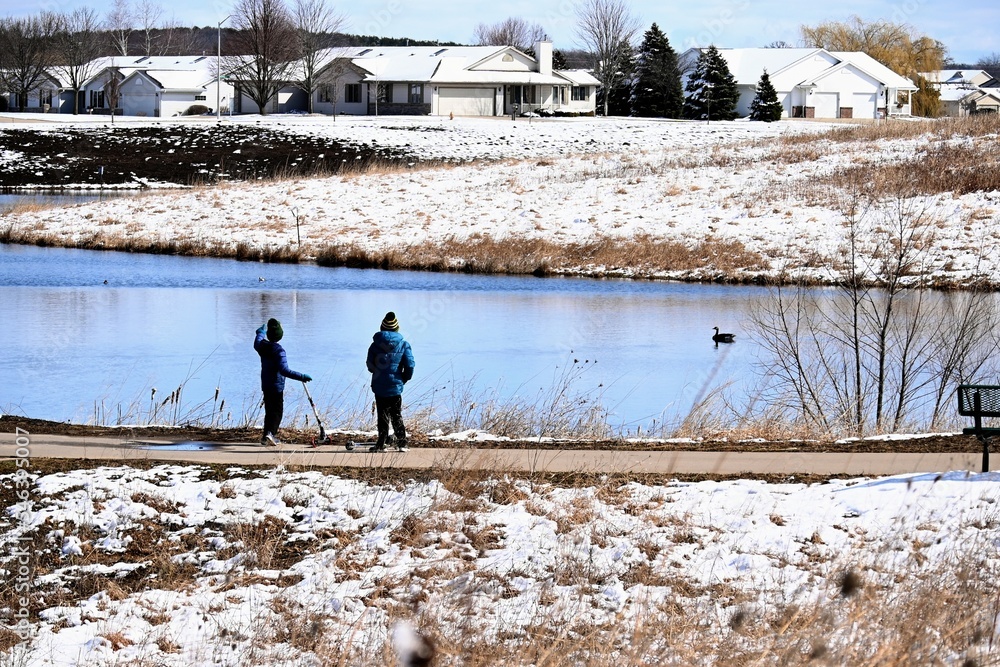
[437,88,495,116]
[122,92,157,118]
[851,93,877,119]
[811,92,839,119]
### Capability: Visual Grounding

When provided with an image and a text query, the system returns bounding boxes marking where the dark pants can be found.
[262,389,284,438]
[375,394,406,446]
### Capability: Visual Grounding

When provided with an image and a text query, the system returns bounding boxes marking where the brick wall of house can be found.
[367,102,431,115]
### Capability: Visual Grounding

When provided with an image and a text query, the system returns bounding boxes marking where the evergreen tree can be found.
[631,23,683,118]
[683,45,739,121]
[552,49,568,70]
[749,70,783,121]
[596,39,635,116]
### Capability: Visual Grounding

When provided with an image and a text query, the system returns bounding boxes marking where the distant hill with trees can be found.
[92,27,464,58]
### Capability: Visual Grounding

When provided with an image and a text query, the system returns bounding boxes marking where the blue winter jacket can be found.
[366,330,415,398]
[255,327,308,393]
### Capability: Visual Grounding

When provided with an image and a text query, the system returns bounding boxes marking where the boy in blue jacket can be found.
[366,312,415,451]
[254,318,311,446]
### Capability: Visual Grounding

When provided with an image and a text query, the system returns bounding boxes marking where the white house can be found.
[235,41,599,117]
[1,71,67,113]
[922,70,1000,116]
[680,48,918,120]
[78,55,233,117]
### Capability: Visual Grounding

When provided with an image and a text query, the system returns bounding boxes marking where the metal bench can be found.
[957,384,1000,472]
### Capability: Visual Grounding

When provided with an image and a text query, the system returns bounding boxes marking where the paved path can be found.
[0,433,987,476]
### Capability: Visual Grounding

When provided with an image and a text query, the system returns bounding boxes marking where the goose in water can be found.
[712,327,735,344]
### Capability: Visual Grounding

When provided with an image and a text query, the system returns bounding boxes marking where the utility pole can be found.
[217,15,231,121]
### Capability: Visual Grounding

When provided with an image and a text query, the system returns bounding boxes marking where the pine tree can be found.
[631,23,683,118]
[749,70,783,121]
[596,39,635,116]
[683,45,739,121]
[552,49,568,70]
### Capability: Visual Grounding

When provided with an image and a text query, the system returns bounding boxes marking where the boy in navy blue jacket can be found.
[366,312,415,451]
[254,318,311,446]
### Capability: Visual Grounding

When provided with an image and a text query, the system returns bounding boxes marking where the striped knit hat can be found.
[380,312,399,332]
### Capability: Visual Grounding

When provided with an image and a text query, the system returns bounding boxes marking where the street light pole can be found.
[217,15,232,121]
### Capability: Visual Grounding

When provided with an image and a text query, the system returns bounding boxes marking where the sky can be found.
[4,0,997,66]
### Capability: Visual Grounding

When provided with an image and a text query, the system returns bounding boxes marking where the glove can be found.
[302,374,312,382]
[256,324,266,335]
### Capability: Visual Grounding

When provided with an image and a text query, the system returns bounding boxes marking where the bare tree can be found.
[51,8,105,115]
[224,0,299,115]
[314,52,356,119]
[293,0,346,114]
[0,14,59,111]
[976,52,1000,79]
[750,190,1000,436]
[102,63,125,114]
[575,0,640,116]
[136,0,164,56]
[156,17,201,56]
[105,0,135,56]
[473,17,546,53]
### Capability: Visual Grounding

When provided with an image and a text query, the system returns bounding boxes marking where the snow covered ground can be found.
[2,113,998,285]
[2,461,997,665]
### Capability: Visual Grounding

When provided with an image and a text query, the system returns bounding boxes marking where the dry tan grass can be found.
[3,456,998,665]
[0,199,58,216]
[314,233,767,281]
[782,114,1000,145]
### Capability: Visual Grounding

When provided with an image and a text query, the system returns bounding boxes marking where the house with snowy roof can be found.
[232,41,599,117]
[921,69,1000,116]
[76,55,233,117]
[680,47,918,120]
[0,70,67,113]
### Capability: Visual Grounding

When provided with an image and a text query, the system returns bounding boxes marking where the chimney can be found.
[535,39,552,76]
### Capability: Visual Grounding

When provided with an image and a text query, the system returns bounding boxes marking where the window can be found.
[376,82,392,103]
[552,86,558,103]
[318,85,332,103]
[571,86,587,101]
[344,83,361,103]
[195,95,206,101]
[40,90,53,106]
[502,54,514,62]
[408,83,423,104]
[89,90,105,108]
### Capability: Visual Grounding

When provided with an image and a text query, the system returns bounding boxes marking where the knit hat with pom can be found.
[380,312,399,332]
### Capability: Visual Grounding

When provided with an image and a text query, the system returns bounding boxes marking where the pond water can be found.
[0,191,140,213]
[1,244,762,431]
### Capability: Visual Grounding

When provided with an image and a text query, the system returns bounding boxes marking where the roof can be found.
[344,46,510,81]
[922,69,992,85]
[556,69,601,86]
[80,55,217,89]
[683,47,917,90]
[708,48,824,83]
[323,44,592,86]
[829,51,917,89]
[126,69,213,91]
